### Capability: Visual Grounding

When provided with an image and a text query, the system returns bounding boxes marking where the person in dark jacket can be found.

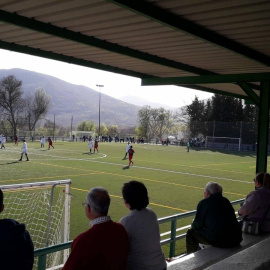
[186,181,242,254]
[0,189,34,270]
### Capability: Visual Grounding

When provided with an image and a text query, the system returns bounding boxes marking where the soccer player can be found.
[14,135,18,146]
[94,139,99,153]
[48,137,54,150]
[41,136,45,148]
[128,145,134,167]
[187,141,190,152]
[19,139,29,161]
[1,135,6,149]
[89,139,93,153]
[123,142,130,160]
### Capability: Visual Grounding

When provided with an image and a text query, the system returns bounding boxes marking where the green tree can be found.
[107,124,119,136]
[186,96,206,138]
[77,120,95,131]
[137,106,173,140]
[135,125,147,139]
[98,123,108,136]
[242,104,258,144]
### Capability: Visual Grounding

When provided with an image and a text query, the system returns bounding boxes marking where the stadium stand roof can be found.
[0,0,270,171]
[0,0,269,103]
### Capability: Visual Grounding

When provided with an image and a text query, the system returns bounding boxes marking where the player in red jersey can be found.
[128,146,134,167]
[48,137,54,150]
[94,139,99,153]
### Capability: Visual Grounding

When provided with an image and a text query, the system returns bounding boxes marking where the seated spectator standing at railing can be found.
[186,182,242,254]
[62,187,129,270]
[120,181,167,270]
[238,173,270,232]
[0,189,34,270]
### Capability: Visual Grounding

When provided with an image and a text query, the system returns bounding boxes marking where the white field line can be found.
[1,148,252,184]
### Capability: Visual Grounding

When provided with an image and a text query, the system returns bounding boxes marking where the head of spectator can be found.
[0,189,4,213]
[122,180,149,211]
[263,173,270,190]
[254,172,264,189]
[0,189,34,270]
[204,181,223,199]
[85,187,110,220]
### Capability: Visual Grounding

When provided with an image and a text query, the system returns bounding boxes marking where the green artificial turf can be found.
[0,140,259,256]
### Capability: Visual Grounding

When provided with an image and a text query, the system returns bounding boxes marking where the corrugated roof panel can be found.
[0,0,269,99]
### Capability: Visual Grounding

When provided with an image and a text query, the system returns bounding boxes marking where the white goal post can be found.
[0,180,71,270]
[205,136,241,151]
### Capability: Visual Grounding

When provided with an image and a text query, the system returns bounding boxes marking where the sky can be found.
[0,49,212,108]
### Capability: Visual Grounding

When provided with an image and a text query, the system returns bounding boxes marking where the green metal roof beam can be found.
[182,85,247,100]
[0,41,243,98]
[0,40,150,79]
[0,9,260,94]
[109,0,270,67]
[142,73,270,86]
[0,10,214,76]
[238,83,260,106]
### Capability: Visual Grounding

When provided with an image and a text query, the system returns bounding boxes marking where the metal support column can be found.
[256,81,270,173]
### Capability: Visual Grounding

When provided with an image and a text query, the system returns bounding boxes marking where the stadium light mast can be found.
[96,84,104,138]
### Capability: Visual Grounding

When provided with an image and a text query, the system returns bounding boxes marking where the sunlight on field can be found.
[0,140,258,255]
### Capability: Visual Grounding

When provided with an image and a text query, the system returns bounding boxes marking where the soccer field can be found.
[0,141,258,255]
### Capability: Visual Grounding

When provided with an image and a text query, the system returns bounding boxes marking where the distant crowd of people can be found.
[2,172,270,269]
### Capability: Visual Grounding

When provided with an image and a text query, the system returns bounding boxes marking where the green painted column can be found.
[256,81,270,173]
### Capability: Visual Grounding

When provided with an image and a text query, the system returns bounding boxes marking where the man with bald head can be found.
[62,187,129,270]
[186,181,242,254]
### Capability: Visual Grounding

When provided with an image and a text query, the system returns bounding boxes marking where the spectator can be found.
[0,189,34,270]
[62,187,129,270]
[120,181,167,270]
[186,181,242,254]
[238,173,270,232]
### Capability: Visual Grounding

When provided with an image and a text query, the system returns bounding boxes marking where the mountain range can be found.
[0,69,143,127]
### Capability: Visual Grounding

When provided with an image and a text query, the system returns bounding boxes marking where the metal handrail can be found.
[158,198,244,257]
[34,198,244,269]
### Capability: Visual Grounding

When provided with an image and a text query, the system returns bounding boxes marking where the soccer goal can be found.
[205,136,241,151]
[0,180,71,270]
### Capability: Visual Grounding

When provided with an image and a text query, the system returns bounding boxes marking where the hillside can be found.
[0,69,140,127]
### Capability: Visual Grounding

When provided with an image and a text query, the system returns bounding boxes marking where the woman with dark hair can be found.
[120,181,167,270]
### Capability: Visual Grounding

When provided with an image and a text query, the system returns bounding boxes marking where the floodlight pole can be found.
[96,84,104,137]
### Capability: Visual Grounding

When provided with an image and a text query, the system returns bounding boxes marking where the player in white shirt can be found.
[89,139,93,153]
[123,142,130,160]
[19,140,29,161]
[1,135,6,149]
[41,136,45,148]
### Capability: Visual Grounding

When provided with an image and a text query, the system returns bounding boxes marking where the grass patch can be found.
[0,141,258,256]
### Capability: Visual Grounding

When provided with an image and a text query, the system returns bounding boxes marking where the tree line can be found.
[185,95,259,144]
[0,75,260,144]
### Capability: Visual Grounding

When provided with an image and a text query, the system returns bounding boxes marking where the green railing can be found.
[34,198,244,270]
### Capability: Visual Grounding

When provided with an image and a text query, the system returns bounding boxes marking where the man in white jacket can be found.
[123,142,130,160]
[19,140,29,161]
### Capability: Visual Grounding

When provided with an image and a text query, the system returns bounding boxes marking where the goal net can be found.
[205,136,241,151]
[0,180,71,270]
